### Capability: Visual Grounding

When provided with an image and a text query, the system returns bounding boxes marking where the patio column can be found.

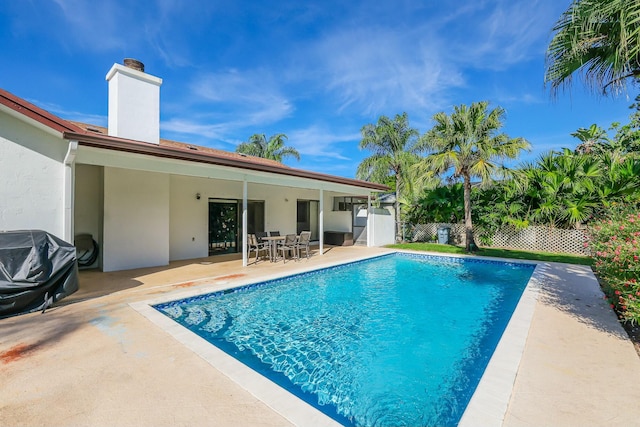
[319,188,324,255]
[242,179,248,267]
[367,194,371,247]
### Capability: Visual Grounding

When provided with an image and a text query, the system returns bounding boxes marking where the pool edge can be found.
[131,250,542,427]
[129,251,390,427]
[457,260,545,427]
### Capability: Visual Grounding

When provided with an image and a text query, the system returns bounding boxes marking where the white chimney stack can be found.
[106,59,162,144]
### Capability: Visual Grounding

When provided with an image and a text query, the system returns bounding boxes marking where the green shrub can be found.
[588,206,640,325]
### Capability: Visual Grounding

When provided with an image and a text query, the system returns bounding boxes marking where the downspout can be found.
[319,188,324,255]
[63,140,78,244]
[242,178,248,267]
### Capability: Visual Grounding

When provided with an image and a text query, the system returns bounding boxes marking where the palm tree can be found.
[545,0,640,95]
[538,150,600,226]
[594,152,640,214]
[512,149,602,228]
[356,112,420,242]
[571,124,610,154]
[417,102,530,251]
[236,133,300,163]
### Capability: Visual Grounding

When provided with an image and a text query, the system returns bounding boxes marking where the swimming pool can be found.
[154,253,535,427]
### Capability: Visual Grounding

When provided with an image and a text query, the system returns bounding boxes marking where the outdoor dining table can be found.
[260,235,286,262]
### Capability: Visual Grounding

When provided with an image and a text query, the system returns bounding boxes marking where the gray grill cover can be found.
[0,230,78,318]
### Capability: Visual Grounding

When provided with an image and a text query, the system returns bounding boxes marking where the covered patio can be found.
[69,128,391,272]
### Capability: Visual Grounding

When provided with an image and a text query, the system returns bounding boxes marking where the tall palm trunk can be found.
[463,174,476,251]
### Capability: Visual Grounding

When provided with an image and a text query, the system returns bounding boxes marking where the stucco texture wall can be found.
[103,167,169,271]
[0,111,66,237]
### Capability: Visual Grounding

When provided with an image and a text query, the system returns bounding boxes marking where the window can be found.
[332,196,368,211]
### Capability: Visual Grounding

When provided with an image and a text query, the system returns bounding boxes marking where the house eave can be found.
[0,88,84,136]
[63,131,389,192]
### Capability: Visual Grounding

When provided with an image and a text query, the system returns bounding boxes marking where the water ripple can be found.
[156,253,533,427]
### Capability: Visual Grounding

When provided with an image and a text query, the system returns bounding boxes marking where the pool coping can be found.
[130,250,543,427]
[456,258,544,426]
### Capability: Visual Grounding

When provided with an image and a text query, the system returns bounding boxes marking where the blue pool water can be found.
[155,253,535,427]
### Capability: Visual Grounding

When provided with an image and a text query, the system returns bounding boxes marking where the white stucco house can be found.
[0,59,394,272]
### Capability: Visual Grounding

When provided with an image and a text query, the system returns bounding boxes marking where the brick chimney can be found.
[106,59,162,144]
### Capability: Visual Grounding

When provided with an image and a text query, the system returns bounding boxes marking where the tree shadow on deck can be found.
[1,309,88,364]
[535,262,629,341]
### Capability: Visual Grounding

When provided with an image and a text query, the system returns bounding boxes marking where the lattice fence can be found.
[407,223,466,246]
[407,223,590,255]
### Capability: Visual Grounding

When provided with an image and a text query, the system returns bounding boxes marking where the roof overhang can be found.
[0,88,83,137]
[1,87,388,193]
[64,131,389,193]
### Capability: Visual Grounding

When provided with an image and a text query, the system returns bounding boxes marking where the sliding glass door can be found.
[297,199,319,241]
[208,199,264,256]
[208,200,238,255]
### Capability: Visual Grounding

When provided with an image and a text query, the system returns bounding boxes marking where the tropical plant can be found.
[397,166,441,223]
[236,133,300,163]
[495,145,640,230]
[588,204,640,325]
[417,101,530,251]
[471,180,529,242]
[405,183,464,224]
[611,94,640,154]
[545,0,640,95]
[512,149,601,228]
[356,112,420,242]
[571,124,610,154]
[595,153,640,213]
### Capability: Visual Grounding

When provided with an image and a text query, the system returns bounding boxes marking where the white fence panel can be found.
[408,223,589,255]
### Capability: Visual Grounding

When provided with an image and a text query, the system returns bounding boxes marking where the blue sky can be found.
[1,0,636,178]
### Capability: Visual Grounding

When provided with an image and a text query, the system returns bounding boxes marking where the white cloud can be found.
[494,92,544,106]
[160,70,294,148]
[288,126,358,160]
[161,118,230,140]
[48,0,208,66]
[33,100,108,127]
[51,0,129,51]
[447,0,564,70]
[190,70,294,126]
[309,27,464,116]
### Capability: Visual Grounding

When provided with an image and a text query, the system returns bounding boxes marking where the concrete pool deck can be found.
[1,246,639,426]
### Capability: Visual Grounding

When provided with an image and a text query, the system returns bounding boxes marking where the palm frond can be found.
[545,0,640,95]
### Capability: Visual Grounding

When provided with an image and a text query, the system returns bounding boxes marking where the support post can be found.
[367,194,372,247]
[319,188,324,255]
[242,179,248,267]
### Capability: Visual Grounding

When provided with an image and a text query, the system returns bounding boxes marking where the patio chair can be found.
[247,234,268,264]
[278,234,298,263]
[268,231,280,236]
[295,231,312,260]
[255,231,272,260]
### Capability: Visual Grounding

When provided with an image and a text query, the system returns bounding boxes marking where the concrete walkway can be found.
[1,247,639,426]
[503,262,640,426]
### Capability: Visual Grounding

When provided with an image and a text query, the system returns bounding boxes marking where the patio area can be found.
[1,246,640,426]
